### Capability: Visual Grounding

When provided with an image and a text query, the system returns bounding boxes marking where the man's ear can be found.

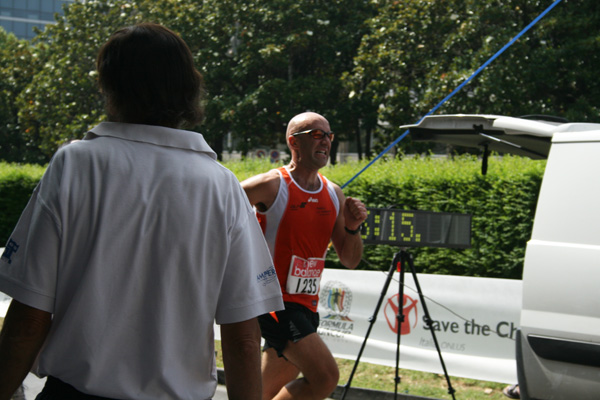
[288,136,299,150]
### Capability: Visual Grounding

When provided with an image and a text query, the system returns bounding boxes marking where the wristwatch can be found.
[344,225,361,235]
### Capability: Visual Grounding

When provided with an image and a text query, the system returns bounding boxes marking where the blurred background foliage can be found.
[0,0,598,164]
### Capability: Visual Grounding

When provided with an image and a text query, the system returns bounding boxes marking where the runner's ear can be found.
[288,135,299,149]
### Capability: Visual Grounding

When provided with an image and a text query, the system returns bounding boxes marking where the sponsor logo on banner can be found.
[384,293,419,335]
[318,280,354,339]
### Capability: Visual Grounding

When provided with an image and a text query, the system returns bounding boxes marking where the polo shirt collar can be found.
[86,122,217,160]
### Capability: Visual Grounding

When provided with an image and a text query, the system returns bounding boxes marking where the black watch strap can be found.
[344,226,361,235]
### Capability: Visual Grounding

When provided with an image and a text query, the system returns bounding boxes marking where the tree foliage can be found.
[434,0,600,122]
[1,0,599,163]
[7,0,375,162]
[183,0,377,157]
[344,0,600,157]
[16,1,143,160]
[0,29,46,163]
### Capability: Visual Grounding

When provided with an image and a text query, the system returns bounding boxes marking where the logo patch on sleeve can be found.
[257,265,278,286]
[1,239,20,265]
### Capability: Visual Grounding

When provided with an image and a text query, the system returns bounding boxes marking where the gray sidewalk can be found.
[23,370,436,400]
[22,374,229,400]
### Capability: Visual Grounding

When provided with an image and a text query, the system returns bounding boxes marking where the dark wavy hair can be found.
[97,23,204,129]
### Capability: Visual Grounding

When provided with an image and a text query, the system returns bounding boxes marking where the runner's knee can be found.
[306,363,339,397]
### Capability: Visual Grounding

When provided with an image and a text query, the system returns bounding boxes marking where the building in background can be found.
[0,0,73,40]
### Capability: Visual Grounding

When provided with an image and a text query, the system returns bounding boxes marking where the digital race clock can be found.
[361,208,472,249]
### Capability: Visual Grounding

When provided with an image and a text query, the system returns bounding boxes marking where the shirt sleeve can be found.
[0,181,60,313]
[214,182,284,325]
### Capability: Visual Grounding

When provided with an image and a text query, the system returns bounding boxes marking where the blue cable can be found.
[341,0,563,189]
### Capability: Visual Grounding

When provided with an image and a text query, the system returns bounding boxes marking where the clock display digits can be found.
[401,212,418,243]
[361,208,471,249]
[388,213,397,241]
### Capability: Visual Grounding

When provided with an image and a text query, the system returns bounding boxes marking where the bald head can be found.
[286,112,330,140]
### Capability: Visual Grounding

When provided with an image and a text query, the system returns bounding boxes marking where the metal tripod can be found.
[340,249,456,400]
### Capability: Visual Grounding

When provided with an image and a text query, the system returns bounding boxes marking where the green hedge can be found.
[315,156,545,279]
[0,162,46,245]
[1,156,546,279]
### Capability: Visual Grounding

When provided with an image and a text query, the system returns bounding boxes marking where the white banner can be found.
[317,268,521,384]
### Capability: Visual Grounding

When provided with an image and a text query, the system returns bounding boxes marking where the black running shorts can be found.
[258,302,320,357]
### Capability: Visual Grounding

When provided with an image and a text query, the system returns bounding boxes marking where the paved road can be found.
[22,373,408,400]
[23,374,229,400]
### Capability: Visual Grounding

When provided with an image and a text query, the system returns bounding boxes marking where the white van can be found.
[402,115,600,400]
[517,129,600,400]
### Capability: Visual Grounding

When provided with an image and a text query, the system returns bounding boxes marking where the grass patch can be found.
[214,340,508,399]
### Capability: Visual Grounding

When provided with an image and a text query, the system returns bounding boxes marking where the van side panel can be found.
[519,132,600,400]
[529,141,600,246]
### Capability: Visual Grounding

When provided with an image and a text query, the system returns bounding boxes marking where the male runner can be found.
[242,112,368,399]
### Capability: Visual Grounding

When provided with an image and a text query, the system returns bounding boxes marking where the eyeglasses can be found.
[291,129,334,141]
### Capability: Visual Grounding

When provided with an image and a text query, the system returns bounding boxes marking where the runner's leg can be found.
[272,333,339,400]
[261,347,300,400]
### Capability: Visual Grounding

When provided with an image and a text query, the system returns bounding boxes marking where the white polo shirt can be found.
[0,122,283,399]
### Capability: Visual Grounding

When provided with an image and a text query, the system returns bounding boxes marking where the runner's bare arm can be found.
[331,185,368,269]
[0,300,52,400]
[220,318,263,400]
[240,170,281,212]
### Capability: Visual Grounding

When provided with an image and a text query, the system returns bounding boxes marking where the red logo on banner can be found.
[384,294,419,335]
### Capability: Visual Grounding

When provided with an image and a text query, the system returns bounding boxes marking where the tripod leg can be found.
[393,251,413,399]
[340,251,402,400]
[405,251,456,400]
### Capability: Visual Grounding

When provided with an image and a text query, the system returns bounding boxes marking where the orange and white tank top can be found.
[257,166,339,311]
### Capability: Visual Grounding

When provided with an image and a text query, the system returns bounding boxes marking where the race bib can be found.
[286,256,325,295]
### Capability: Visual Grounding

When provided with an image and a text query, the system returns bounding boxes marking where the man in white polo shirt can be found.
[0,23,283,400]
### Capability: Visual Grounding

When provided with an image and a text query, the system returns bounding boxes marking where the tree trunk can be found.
[355,119,363,160]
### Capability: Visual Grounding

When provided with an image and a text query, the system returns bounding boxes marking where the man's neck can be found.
[287,162,321,191]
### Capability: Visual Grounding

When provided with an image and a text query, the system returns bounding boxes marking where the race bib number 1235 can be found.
[286,256,325,295]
